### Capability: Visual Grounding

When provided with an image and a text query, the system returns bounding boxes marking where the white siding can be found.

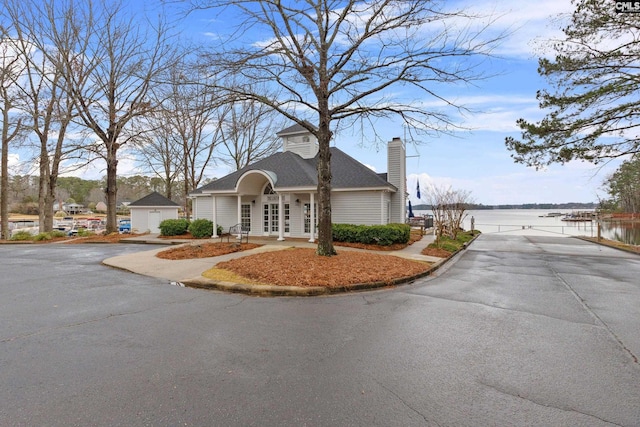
[382,192,391,224]
[130,207,178,233]
[282,135,319,158]
[332,191,384,225]
[216,197,237,231]
[194,196,212,220]
[130,209,148,233]
[289,195,304,236]
[250,203,260,235]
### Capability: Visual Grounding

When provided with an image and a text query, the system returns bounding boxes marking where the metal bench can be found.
[227,223,249,243]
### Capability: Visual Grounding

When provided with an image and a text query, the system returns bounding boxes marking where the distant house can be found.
[189,123,406,240]
[95,201,107,212]
[129,192,179,234]
[63,203,85,215]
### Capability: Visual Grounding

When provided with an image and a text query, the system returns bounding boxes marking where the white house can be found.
[189,123,406,241]
[129,191,179,234]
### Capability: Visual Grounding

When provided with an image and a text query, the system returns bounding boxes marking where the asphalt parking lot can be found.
[1,235,639,426]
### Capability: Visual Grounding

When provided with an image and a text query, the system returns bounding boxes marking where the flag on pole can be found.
[416,180,421,199]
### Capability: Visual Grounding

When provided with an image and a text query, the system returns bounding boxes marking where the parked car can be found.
[118,219,131,233]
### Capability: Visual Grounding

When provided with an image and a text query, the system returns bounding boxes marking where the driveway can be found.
[0,236,639,426]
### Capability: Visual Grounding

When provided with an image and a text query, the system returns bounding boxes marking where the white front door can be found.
[263,203,279,235]
[148,211,161,234]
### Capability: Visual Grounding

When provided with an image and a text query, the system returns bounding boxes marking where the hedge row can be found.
[159,218,223,238]
[332,223,410,246]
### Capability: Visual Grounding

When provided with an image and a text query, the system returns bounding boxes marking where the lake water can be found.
[415,209,640,246]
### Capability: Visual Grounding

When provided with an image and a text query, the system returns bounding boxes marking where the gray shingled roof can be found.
[192,147,395,194]
[129,191,179,207]
[276,121,317,136]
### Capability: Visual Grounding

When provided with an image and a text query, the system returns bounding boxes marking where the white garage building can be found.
[129,191,179,234]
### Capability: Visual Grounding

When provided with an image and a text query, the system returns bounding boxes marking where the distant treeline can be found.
[412,202,598,211]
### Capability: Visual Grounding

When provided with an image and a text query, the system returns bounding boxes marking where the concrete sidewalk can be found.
[102,230,444,293]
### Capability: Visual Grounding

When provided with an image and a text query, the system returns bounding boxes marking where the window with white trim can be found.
[241,204,251,231]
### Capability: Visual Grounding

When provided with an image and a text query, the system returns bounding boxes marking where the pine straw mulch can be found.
[421,246,453,258]
[211,247,432,288]
[156,242,262,259]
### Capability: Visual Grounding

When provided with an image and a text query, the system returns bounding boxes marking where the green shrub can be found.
[159,218,190,236]
[10,230,33,241]
[332,223,359,243]
[77,228,94,237]
[332,223,411,246]
[437,240,460,253]
[50,230,67,238]
[33,232,53,241]
[188,219,214,238]
[430,230,479,252]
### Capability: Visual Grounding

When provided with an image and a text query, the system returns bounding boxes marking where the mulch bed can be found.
[214,247,431,288]
[421,247,453,258]
[156,242,262,260]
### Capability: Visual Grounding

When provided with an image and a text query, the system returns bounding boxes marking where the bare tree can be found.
[218,96,283,170]
[133,112,182,200]
[426,185,473,246]
[191,0,502,255]
[49,0,178,233]
[1,0,83,232]
[0,33,25,239]
[155,65,222,219]
[445,188,473,240]
[427,185,448,247]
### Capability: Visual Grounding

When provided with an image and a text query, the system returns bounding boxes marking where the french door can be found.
[263,203,279,234]
[262,203,290,235]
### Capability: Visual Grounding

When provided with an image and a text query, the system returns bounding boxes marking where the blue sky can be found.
[10,0,618,206]
[185,0,617,206]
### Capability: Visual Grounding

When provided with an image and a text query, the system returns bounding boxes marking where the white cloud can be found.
[452,0,574,58]
[202,32,222,40]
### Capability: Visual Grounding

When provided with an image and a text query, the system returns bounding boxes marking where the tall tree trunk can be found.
[183,163,190,221]
[165,170,172,200]
[1,110,9,240]
[105,146,119,233]
[43,188,55,231]
[315,102,336,256]
[38,144,51,232]
[44,124,67,233]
